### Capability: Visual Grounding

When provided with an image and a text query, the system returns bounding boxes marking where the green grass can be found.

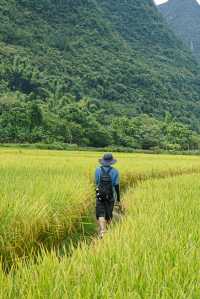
[2,174,200,298]
[0,149,199,263]
[1,149,200,298]
[1,149,200,259]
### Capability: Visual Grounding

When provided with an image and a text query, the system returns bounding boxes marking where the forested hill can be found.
[1,0,200,149]
[158,0,200,60]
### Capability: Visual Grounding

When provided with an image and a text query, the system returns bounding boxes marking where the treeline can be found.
[1,95,199,150]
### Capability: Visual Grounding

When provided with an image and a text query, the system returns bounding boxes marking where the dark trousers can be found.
[96,199,114,221]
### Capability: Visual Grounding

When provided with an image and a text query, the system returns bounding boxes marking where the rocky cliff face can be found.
[159,0,200,59]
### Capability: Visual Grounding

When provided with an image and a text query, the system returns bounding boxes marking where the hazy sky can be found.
[154,0,200,4]
[154,0,168,4]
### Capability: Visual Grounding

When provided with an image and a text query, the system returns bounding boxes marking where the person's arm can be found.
[114,184,120,202]
[114,169,120,203]
[95,168,100,186]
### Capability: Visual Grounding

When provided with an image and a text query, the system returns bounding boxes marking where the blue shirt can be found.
[95,166,119,187]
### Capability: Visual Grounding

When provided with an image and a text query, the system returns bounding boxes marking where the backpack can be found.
[97,166,113,202]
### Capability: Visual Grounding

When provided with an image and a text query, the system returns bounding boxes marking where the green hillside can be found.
[1,0,200,149]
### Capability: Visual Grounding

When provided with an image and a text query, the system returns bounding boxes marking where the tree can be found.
[29,102,43,130]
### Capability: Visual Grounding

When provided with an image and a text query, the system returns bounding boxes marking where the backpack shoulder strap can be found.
[107,167,112,174]
[100,166,106,174]
[100,166,112,174]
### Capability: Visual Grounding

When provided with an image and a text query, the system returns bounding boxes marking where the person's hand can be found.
[115,202,123,213]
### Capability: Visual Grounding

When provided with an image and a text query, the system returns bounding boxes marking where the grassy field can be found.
[1,174,200,298]
[1,149,200,298]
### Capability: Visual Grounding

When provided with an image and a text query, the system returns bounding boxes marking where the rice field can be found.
[1,148,200,298]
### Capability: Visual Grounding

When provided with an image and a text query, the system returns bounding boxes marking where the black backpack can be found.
[97,166,113,201]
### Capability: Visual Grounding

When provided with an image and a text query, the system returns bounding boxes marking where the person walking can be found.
[95,153,121,238]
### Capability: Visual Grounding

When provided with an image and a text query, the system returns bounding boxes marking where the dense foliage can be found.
[1,0,200,149]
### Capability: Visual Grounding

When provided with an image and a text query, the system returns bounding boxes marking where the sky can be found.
[154,0,168,4]
[154,0,200,4]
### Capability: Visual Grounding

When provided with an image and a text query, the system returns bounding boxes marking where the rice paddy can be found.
[1,148,200,298]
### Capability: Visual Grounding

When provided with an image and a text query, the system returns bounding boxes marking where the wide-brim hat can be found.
[99,153,117,165]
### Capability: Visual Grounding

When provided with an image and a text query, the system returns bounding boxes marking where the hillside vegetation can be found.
[1,0,200,148]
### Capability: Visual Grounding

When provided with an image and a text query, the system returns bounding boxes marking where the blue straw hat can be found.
[99,153,117,165]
